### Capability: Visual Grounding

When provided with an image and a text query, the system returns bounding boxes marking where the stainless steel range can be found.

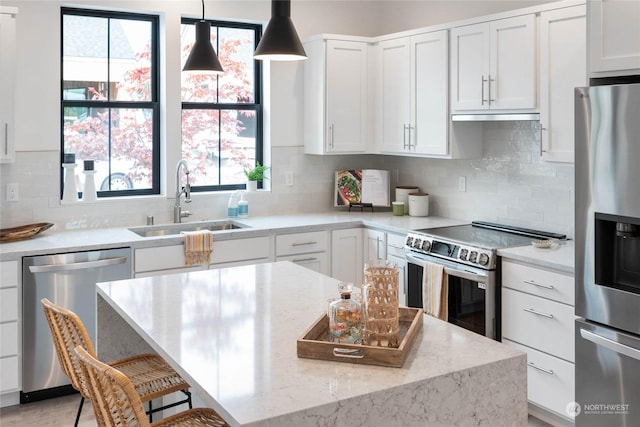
[405,221,565,340]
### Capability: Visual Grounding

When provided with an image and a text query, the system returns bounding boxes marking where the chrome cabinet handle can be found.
[523,279,554,290]
[539,123,548,155]
[29,256,127,273]
[293,257,317,263]
[403,124,409,149]
[527,361,554,375]
[4,123,7,155]
[488,75,496,103]
[407,124,414,150]
[291,241,318,247]
[329,124,335,149]
[523,307,554,319]
[389,244,404,250]
[481,75,488,105]
[581,329,640,361]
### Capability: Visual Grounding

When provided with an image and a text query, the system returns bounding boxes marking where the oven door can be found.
[406,251,498,339]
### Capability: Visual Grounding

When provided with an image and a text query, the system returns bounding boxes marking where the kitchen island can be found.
[97,261,527,426]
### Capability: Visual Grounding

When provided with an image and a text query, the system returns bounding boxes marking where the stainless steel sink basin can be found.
[129,220,249,237]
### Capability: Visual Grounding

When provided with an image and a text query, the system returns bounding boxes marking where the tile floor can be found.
[0,392,554,426]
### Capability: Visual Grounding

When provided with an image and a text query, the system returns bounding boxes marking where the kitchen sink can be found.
[129,220,250,237]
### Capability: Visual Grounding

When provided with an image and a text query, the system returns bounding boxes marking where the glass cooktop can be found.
[414,221,566,250]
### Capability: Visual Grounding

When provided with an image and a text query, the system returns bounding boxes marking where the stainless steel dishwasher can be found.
[21,247,132,403]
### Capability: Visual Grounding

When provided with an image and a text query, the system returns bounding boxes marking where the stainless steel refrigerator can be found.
[575,82,640,426]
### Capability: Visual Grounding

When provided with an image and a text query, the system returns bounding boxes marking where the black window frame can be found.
[60,7,161,198]
[180,17,264,192]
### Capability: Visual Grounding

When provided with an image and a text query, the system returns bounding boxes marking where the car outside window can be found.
[61,8,160,198]
[181,19,263,191]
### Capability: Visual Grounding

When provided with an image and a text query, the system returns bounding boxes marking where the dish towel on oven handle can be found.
[183,230,214,266]
[422,261,448,321]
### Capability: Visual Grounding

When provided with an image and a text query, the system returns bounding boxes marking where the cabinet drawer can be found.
[0,261,18,288]
[0,322,17,357]
[0,288,17,322]
[277,253,329,276]
[210,237,270,265]
[0,356,19,392]
[135,245,188,273]
[386,233,406,258]
[504,339,574,418]
[276,231,328,256]
[502,260,574,305]
[502,288,575,362]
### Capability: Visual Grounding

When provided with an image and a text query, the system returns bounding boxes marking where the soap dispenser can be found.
[238,192,249,218]
[227,191,239,218]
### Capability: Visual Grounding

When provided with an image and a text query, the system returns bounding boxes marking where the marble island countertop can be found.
[97,261,528,427]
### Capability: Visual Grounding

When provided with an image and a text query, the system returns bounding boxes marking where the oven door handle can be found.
[443,267,487,283]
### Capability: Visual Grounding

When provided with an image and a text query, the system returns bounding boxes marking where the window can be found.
[61,8,159,197]
[181,19,263,191]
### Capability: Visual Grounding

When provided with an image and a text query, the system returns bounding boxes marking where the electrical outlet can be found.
[7,183,19,201]
[458,176,466,192]
[285,171,294,186]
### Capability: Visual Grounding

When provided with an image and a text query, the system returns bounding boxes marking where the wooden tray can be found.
[0,222,54,243]
[297,307,423,368]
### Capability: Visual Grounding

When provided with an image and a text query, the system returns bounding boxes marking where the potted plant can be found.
[244,162,269,191]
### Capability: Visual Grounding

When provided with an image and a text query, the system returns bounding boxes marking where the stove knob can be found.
[469,251,478,263]
[478,253,490,266]
[413,238,423,249]
[459,248,468,261]
[406,236,413,247]
[421,240,431,251]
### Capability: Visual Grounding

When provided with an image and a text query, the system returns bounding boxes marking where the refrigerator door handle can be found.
[581,328,640,361]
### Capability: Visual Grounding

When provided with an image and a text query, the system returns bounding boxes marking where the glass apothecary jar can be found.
[328,289,362,344]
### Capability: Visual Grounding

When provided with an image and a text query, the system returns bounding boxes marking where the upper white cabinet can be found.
[539,5,587,163]
[304,37,368,154]
[451,15,537,112]
[0,7,17,164]
[588,0,640,77]
[377,30,449,157]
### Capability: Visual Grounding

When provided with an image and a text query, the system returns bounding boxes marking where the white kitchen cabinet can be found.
[501,259,575,421]
[451,15,537,112]
[0,260,20,400]
[276,231,329,275]
[377,30,449,157]
[331,228,363,285]
[588,0,640,77]
[304,36,369,154]
[0,8,17,163]
[386,233,407,307]
[539,5,586,163]
[134,236,271,277]
[363,229,386,262]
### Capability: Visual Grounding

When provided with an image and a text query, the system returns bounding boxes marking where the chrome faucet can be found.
[174,159,192,223]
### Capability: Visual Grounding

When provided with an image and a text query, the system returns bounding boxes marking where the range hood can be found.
[451,113,540,122]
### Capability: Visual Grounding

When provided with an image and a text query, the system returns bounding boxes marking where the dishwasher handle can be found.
[29,256,128,273]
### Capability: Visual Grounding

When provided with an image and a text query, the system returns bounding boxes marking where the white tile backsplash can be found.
[0,121,574,237]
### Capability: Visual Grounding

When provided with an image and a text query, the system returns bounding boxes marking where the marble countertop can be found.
[0,212,467,261]
[97,261,527,427]
[498,240,575,274]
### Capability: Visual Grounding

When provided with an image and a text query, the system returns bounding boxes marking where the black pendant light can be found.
[254,0,307,61]
[183,0,224,74]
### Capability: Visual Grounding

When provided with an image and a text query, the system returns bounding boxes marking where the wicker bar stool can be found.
[41,298,192,426]
[74,346,228,427]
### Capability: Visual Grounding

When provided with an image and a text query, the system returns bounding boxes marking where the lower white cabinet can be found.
[276,231,329,275]
[363,229,386,262]
[386,233,407,306]
[0,260,20,399]
[501,259,575,420]
[134,236,271,277]
[331,228,363,284]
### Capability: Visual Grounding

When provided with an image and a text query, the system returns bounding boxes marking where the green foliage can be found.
[243,162,269,181]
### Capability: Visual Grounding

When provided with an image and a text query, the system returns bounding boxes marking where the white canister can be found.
[408,192,429,217]
[395,186,419,214]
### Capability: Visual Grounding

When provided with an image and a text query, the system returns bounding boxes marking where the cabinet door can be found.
[588,0,640,75]
[411,30,449,156]
[363,229,386,262]
[331,228,363,285]
[539,6,586,163]
[489,15,537,110]
[0,10,16,163]
[326,40,368,153]
[451,23,490,111]
[378,37,411,153]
